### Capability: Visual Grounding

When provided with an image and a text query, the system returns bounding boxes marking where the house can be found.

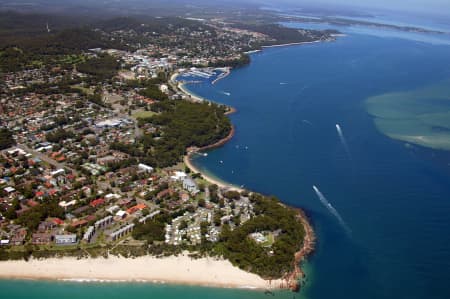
[4,186,16,194]
[38,221,56,232]
[90,198,105,208]
[11,228,27,245]
[180,192,190,202]
[54,234,77,245]
[115,210,127,220]
[32,233,53,245]
[71,219,88,228]
[126,203,147,215]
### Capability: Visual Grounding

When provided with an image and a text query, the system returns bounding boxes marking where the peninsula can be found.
[0,9,319,292]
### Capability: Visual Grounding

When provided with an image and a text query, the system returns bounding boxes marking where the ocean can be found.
[4,13,450,299]
[188,23,450,299]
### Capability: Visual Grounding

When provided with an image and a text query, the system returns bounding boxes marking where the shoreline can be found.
[261,40,322,48]
[179,83,209,102]
[177,62,316,291]
[0,255,282,290]
[184,124,245,192]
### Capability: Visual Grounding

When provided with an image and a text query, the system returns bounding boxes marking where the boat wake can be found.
[336,123,351,159]
[312,185,352,235]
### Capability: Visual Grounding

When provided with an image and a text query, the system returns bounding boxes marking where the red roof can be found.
[71,219,88,227]
[52,218,64,225]
[35,191,45,197]
[27,200,39,207]
[90,198,105,207]
[126,203,147,214]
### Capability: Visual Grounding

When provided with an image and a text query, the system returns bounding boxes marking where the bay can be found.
[189,29,450,299]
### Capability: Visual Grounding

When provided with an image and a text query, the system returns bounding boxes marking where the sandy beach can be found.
[184,154,244,192]
[0,255,282,289]
[178,83,208,102]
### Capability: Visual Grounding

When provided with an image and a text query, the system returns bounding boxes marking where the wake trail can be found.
[336,123,352,159]
[313,185,352,235]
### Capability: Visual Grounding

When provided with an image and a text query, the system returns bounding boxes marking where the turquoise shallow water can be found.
[366,79,450,150]
[0,280,295,299]
[3,15,450,299]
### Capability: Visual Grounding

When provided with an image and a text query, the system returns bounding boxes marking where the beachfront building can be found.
[55,234,77,245]
[83,226,95,243]
[108,223,135,241]
[182,177,199,194]
[94,216,114,229]
[32,233,53,245]
[138,210,161,224]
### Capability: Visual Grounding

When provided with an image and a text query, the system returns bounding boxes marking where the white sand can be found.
[0,255,283,289]
[183,156,244,192]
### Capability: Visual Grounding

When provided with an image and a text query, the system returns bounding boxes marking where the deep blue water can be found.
[188,33,450,299]
[3,15,450,299]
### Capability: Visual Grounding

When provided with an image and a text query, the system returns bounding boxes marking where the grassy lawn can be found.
[72,85,94,95]
[59,54,86,64]
[261,232,275,247]
[133,110,156,119]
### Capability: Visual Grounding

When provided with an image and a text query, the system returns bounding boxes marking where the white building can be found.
[138,163,154,173]
[182,177,199,194]
[55,234,77,245]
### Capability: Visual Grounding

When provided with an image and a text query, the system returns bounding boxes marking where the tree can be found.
[0,127,15,150]
[178,220,188,230]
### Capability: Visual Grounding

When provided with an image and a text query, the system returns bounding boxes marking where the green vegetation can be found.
[133,110,157,119]
[45,128,75,143]
[138,84,168,101]
[218,194,305,279]
[137,100,231,167]
[77,54,120,80]
[233,23,334,46]
[0,127,15,150]
[132,219,166,243]
[16,201,65,231]
[210,54,250,68]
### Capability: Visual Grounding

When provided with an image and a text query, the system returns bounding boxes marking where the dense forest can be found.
[233,23,337,45]
[210,54,250,68]
[112,100,231,168]
[147,101,231,167]
[139,100,231,167]
[0,127,15,150]
[95,16,215,36]
[76,54,120,80]
[218,193,305,279]
[0,28,124,72]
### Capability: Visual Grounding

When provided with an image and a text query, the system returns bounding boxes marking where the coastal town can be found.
[0,11,319,291]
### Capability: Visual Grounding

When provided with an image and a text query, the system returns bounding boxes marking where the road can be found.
[16,144,79,175]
